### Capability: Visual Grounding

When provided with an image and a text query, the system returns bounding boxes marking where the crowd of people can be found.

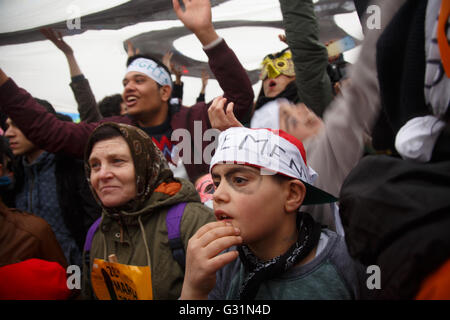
[0,0,449,300]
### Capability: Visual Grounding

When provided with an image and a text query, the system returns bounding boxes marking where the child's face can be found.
[279,102,324,142]
[211,164,291,248]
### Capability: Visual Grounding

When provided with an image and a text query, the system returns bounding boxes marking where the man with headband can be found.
[0,0,254,183]
[179,127,363,300]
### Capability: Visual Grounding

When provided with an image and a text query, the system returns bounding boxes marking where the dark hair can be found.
[262,47,291,61]
[55,112,73,122]
[0,136,14,169]
[0,136,16,204]
[98,94,123,118]
[271,173,294,185]
[33,97,56,114]
[85,124,123,160]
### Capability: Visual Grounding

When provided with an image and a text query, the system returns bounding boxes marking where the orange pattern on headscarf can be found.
[154,182,182,196]
[437,0,450,77]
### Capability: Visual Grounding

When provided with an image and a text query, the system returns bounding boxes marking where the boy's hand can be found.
[172,0,219,46]
[180,221,242,300]
[208,96,243,131]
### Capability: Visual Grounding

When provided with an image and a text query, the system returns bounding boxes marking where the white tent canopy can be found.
[0,0,363,118]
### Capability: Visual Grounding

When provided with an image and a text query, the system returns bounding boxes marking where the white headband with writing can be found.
[126,58,172,87]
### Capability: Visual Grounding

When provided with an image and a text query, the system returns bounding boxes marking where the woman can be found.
[82,122,214,300]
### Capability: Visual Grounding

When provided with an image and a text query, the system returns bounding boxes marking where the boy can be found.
[180,127,362,300]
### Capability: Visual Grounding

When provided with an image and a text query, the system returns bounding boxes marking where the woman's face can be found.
[88,136,137,208]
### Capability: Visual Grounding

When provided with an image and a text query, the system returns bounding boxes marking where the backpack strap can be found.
[166,202,187,269]
[83,217,102,268]
[84,217,102,252]
[83,203,188,268]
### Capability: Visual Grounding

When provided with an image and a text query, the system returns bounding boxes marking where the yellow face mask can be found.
[260,49,295,80]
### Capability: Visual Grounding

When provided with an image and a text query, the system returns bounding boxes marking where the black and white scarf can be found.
[237,212,321,300]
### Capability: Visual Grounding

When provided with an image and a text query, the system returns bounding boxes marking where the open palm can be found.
[172,0,212,34]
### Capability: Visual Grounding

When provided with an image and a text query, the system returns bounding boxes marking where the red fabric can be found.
[437,0,450,77]
[416,258,450,300]
[252,128,308,164]
[0,258,71,300]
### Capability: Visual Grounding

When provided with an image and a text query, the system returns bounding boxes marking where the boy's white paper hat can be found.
[210,127,337,205]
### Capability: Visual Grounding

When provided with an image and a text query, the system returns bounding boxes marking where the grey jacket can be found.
[298,0,407,230]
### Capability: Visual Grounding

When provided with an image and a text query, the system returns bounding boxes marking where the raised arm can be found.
[173,0,254,122]
[40,28,101,123]
[0,69,130,159]
[304,0,401,198]
[279,0,333,117]
[197,69,209,103]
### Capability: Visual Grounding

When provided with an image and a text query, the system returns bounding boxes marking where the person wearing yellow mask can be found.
[253,0,333,120]
[259,48,296,99]
[254,48,299,115]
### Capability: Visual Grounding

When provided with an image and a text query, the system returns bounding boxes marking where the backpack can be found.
[83,202,187,269]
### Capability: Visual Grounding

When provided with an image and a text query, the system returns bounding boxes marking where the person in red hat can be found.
[0,259,71,300]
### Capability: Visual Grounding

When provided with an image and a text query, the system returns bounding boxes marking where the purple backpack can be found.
[83,202,187,269]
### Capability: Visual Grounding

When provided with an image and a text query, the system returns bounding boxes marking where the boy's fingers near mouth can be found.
[208,250,240,271]
[204,234,242,259]
[193,221,231,239]
[197,224,240,249]
[193,221,236,239]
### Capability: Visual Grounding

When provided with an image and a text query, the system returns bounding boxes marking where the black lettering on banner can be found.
[106,265,120,278]
[112,280,138,300]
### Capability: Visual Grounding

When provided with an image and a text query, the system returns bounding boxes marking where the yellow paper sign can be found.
[91,258,153,300]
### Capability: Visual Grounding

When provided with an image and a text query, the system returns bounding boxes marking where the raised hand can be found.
[40,28,81,77]
[208,96,243,132]
[40,28,73,55]
[172,0,218,46]
[0,68,8,87]
[162,51,174,71]
[201,69,210,91]
[278,34,288,44]
[127,41,140,57]
[180,221,242,300]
